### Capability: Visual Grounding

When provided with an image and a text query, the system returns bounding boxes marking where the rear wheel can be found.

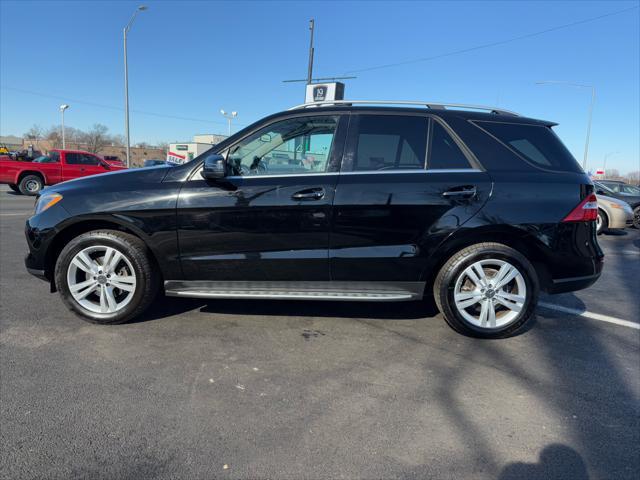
[633,206,640,229]
[433,243,539,338]
[54,230,160,324]
[596,209,608,235]
[18,175,43,195]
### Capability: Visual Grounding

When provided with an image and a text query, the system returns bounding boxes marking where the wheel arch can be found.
[17,170,46,185]
[421,225,553,294]
[44,217,164,292]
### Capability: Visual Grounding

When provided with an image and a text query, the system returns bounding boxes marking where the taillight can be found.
[562,193,598,222]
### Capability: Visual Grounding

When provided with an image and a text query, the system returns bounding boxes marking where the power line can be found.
[0,86,248,127]
[341,5,639,75]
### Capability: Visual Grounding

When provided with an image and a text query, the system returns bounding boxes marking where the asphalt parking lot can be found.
[1,184,638,480]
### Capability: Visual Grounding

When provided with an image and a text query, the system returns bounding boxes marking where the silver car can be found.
[596,194,634,234]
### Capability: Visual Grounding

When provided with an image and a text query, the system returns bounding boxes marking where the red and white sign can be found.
[167,151,186,165]
[595,169,605,175]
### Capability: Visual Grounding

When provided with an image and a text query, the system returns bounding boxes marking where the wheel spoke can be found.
[104,286,118,312]
[455,291,483,309]
[492,263,513,286]
[495,291,525,312]
[71,280,98,300]
[72,252,96,274]
[494,268,519,290]
[110,275,135,292]
[106,250,123,273]
[99,286,108,313]
[478,299,489,325]
[487,301,497,327]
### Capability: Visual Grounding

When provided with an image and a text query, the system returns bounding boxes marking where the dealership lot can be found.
[1,185,638,479]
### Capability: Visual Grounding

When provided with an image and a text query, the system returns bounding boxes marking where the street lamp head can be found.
[138,5,148,11]
[220,109,226,116]
[60,104,69,111]
[231,111,237,117]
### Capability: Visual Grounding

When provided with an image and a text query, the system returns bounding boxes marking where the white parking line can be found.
[0,213,31,216]
[538,302,639,330]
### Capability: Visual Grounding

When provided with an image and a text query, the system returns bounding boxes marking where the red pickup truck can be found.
[0,149,127,195]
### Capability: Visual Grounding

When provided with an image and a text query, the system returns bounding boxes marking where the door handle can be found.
[442,186,477,198]
[292,188,325,200]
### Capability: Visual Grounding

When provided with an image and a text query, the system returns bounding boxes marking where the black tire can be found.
[433,242,539,339]
[8,183,19,193]
[596,209,608,235]
[18,174,43,196]
[633,206,640,229]
[54,230,160,324]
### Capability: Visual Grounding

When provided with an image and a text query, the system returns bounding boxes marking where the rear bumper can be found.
[546,270,602,294]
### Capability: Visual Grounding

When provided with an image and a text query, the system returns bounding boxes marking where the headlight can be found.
[34,193,63,215]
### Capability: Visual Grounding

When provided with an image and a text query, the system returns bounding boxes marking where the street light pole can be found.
[59,104,69,149]
[123,5,147,168]
[535,80,596,170]
[220,110,238,136]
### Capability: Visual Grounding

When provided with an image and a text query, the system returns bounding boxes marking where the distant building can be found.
[168,133,227,164]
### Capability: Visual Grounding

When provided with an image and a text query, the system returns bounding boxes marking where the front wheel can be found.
[633,206,640,229]
[54,230,160,324]
[433,243,539,338]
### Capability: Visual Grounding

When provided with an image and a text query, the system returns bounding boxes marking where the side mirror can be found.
[201,154,226,180]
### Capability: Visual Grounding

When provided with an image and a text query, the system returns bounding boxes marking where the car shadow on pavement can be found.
[135,294,441,323]
[498,444,589,480]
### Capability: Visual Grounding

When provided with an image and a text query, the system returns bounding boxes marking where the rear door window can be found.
[428,121,472,169]
[475,121,582,173]
[347,115,427,171]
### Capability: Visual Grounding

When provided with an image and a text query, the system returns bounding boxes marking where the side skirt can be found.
[164,280,425,302]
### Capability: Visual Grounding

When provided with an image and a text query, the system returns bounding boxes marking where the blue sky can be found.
[1,0,638,174]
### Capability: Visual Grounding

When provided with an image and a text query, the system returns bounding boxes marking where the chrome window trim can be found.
[340,168,483,175]
[221,169,482,179]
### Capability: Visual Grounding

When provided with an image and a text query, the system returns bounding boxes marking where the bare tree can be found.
[626,171,640,183]
[82,124,110,153]
[605,168,620,179]
[24,125,44,147]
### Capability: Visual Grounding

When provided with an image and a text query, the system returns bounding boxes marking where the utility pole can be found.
[282,19,356,96]
[307,19,314,86]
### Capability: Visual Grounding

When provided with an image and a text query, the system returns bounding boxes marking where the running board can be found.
[164,281,424,302]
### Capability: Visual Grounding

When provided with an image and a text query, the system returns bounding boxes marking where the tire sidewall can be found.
[441,248,538,338]
[55,233,149,323]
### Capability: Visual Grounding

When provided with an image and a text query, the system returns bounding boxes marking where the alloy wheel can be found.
[453,259,527,329]
[66,245,137,314]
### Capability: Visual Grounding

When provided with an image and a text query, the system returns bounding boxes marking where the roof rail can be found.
[288,100,519,116]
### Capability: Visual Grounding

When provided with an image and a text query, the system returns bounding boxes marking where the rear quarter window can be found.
[474,121,583,173]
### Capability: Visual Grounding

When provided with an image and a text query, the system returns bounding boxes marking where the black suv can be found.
[25,101,603,338]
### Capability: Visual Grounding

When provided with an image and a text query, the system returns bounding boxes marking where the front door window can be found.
[226,116,339,176]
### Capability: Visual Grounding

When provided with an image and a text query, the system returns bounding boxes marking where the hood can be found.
[43,165,170,195]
